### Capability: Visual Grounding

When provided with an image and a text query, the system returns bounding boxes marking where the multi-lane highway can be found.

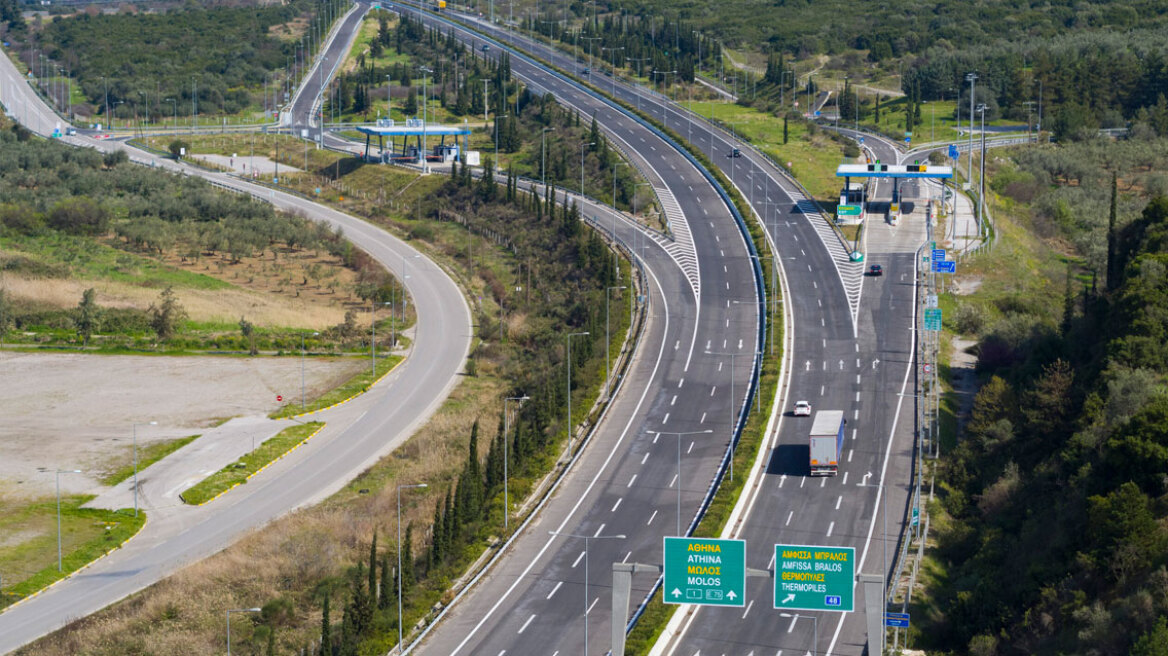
[0,41,473,653]
[396,8,928,656]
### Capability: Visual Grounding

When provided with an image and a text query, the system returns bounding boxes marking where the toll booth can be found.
[836,182,868,225]
[835,161,953,225]
[356,119,472,165]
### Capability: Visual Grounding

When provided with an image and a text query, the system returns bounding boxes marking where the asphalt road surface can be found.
[0,42,472,654]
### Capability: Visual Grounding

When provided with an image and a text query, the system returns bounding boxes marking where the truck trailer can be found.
[809,410,846,476]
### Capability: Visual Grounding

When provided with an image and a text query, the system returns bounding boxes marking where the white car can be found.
[793,401,812,416]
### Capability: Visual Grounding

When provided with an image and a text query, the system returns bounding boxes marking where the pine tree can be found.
[319,594,331,656]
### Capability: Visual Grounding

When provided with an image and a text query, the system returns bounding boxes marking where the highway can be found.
[0,41,473,653]
[363,4,765,655]
[399,9,927,656]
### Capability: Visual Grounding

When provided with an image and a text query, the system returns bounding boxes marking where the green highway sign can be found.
[663,537,745,607]
[924,308,942,331]
[774,544,855,612]
[837,204,862,216]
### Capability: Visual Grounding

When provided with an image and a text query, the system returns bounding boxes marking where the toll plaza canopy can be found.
[836,163,953,179]
[356,119,472,162]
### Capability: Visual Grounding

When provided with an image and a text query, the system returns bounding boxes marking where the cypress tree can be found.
[378,553,392,610]
[1107,171,1118,290]
[430,496,445,565]
[351,562,372,636]
[783,115,788,144]
[339,599,357,656]
[401,523,415,593]
[368,533,378,601]
[319,595,331,656]
[442,489,454,552]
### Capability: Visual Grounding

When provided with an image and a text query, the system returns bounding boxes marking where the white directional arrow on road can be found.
[805,360,811,371]
[861,472,873,486]
[872,359,880,370]
[838,359,844,370]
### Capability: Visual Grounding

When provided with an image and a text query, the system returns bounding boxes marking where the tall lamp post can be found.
[301,331,320,410]
[651,69,677,131]
[548,530,625,656]
[494,113,509,167]
[655,429,713,534]
[372,300,391,377]
[965,72,978,184]
[779,612,818,656]
[541,127,556,188]
[579,141,595,198]
[165,98,176,131]
[976,103,987,234]
[565,331,590,450]
[226,608,261,655]
[55,469,82,571]
[131,421,158,517]
[502,395,530,532]
[601,46,624,95]
[705,349,746,479]
[396,483,428,654]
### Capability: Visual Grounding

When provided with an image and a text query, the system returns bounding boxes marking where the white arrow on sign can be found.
[781,594,796,604]
[727,590,738,600]
[861,472,872,486]
[671,588,682,598]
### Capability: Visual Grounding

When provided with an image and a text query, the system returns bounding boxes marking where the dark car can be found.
[581,68,590,75]
[728,148,742,158]
[868,264,883,276]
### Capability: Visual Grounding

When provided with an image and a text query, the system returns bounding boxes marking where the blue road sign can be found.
[937,261,956,274]
[905,137,911,144]
[885,612,910,628]
[931,248,946,262]
[948,144,959,159]
[859,137,865,144]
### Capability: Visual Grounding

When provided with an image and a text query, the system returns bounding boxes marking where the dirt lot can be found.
[0,351,365,500]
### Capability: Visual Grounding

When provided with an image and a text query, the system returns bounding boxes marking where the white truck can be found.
[809,410,846,476]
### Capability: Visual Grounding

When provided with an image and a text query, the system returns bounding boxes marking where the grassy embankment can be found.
[180,422,325,505]
[270,354,403,419]
[0,495,146,611]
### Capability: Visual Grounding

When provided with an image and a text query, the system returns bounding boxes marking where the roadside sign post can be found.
[773,544,855,612]
[885,612,910,628]
[663,537,746,607]
[924,308,942,331]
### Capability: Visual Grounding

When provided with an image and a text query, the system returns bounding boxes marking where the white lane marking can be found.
[800,477,806,488]
[823,339,827,348]
[547,581,563,599]
[687,441,695,454]
[572,551,586,568]
[820,477,827,488]
[700,412,706,424]
[801,249,806,256]
[854,409,859,420]
[835,495,843,510]
[622,551,631,563]
[768,551,776,569]
[818,299,822,307]
[852,429,857,441]
[848,449,854,462]
[678,378,685,388]
[786,511,793,526]
[856,358,861,368]
[820,385,825,396]
[787,615,799,632]
[808,264,813,272]
[742,600,755,619]
[821,318,825,326]
[738,339,743,349]
[653,432,660,444]
[718,362,723,372]
[671,395,678,406]
[706,340,711,349]
[641,453,650,465]
[518,614,536,634]
[711,386,717,396]
[856,375,861,384]
[594,524,605,538]
[855,343,860,352]
[611,498,623,512]
[842,472,849,485]
[794,234,799,242]
[647,510,658,525]
[827,521,835,536]
[628,474,638,487]
[720,250,724,257]
[855,391,861,402]
[669,474,678,488]
[587,597,599,614]
[663,412,670,424]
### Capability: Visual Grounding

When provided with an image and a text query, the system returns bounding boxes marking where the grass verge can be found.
[98,435,202,486]
[269,354,403,419]
[180,422,324,505]
[0,495,146,610]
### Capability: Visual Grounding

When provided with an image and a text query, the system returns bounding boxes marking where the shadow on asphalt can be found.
[767,443,809,477]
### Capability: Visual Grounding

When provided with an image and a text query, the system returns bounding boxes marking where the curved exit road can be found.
[0,44,472,654]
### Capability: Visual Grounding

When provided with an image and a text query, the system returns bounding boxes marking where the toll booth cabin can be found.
[356,119,472,165]
[836,182,867,225]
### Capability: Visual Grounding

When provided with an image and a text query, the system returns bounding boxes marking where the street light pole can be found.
[226,608,262,656]
[397,483,428,653]
[706,350,742,479]
[566,331,590,450]
[655,430,713,535]
[502,395,530,532]
[965,72,977,184]
[56,469,82,571]
[605,286,627,400]
[778,612,818,656]
[580,141,595,199]
[131,421,158,518]
[548,530,625,656]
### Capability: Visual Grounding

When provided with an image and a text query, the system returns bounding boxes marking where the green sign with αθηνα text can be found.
[663,537,746,607]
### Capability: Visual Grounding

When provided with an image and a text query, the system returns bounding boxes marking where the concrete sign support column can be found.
[861,573,884,656]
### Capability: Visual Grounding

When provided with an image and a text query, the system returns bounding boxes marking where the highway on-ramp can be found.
[0,44,472,654]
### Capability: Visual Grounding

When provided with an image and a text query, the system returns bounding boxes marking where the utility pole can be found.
[965,72,977,185]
